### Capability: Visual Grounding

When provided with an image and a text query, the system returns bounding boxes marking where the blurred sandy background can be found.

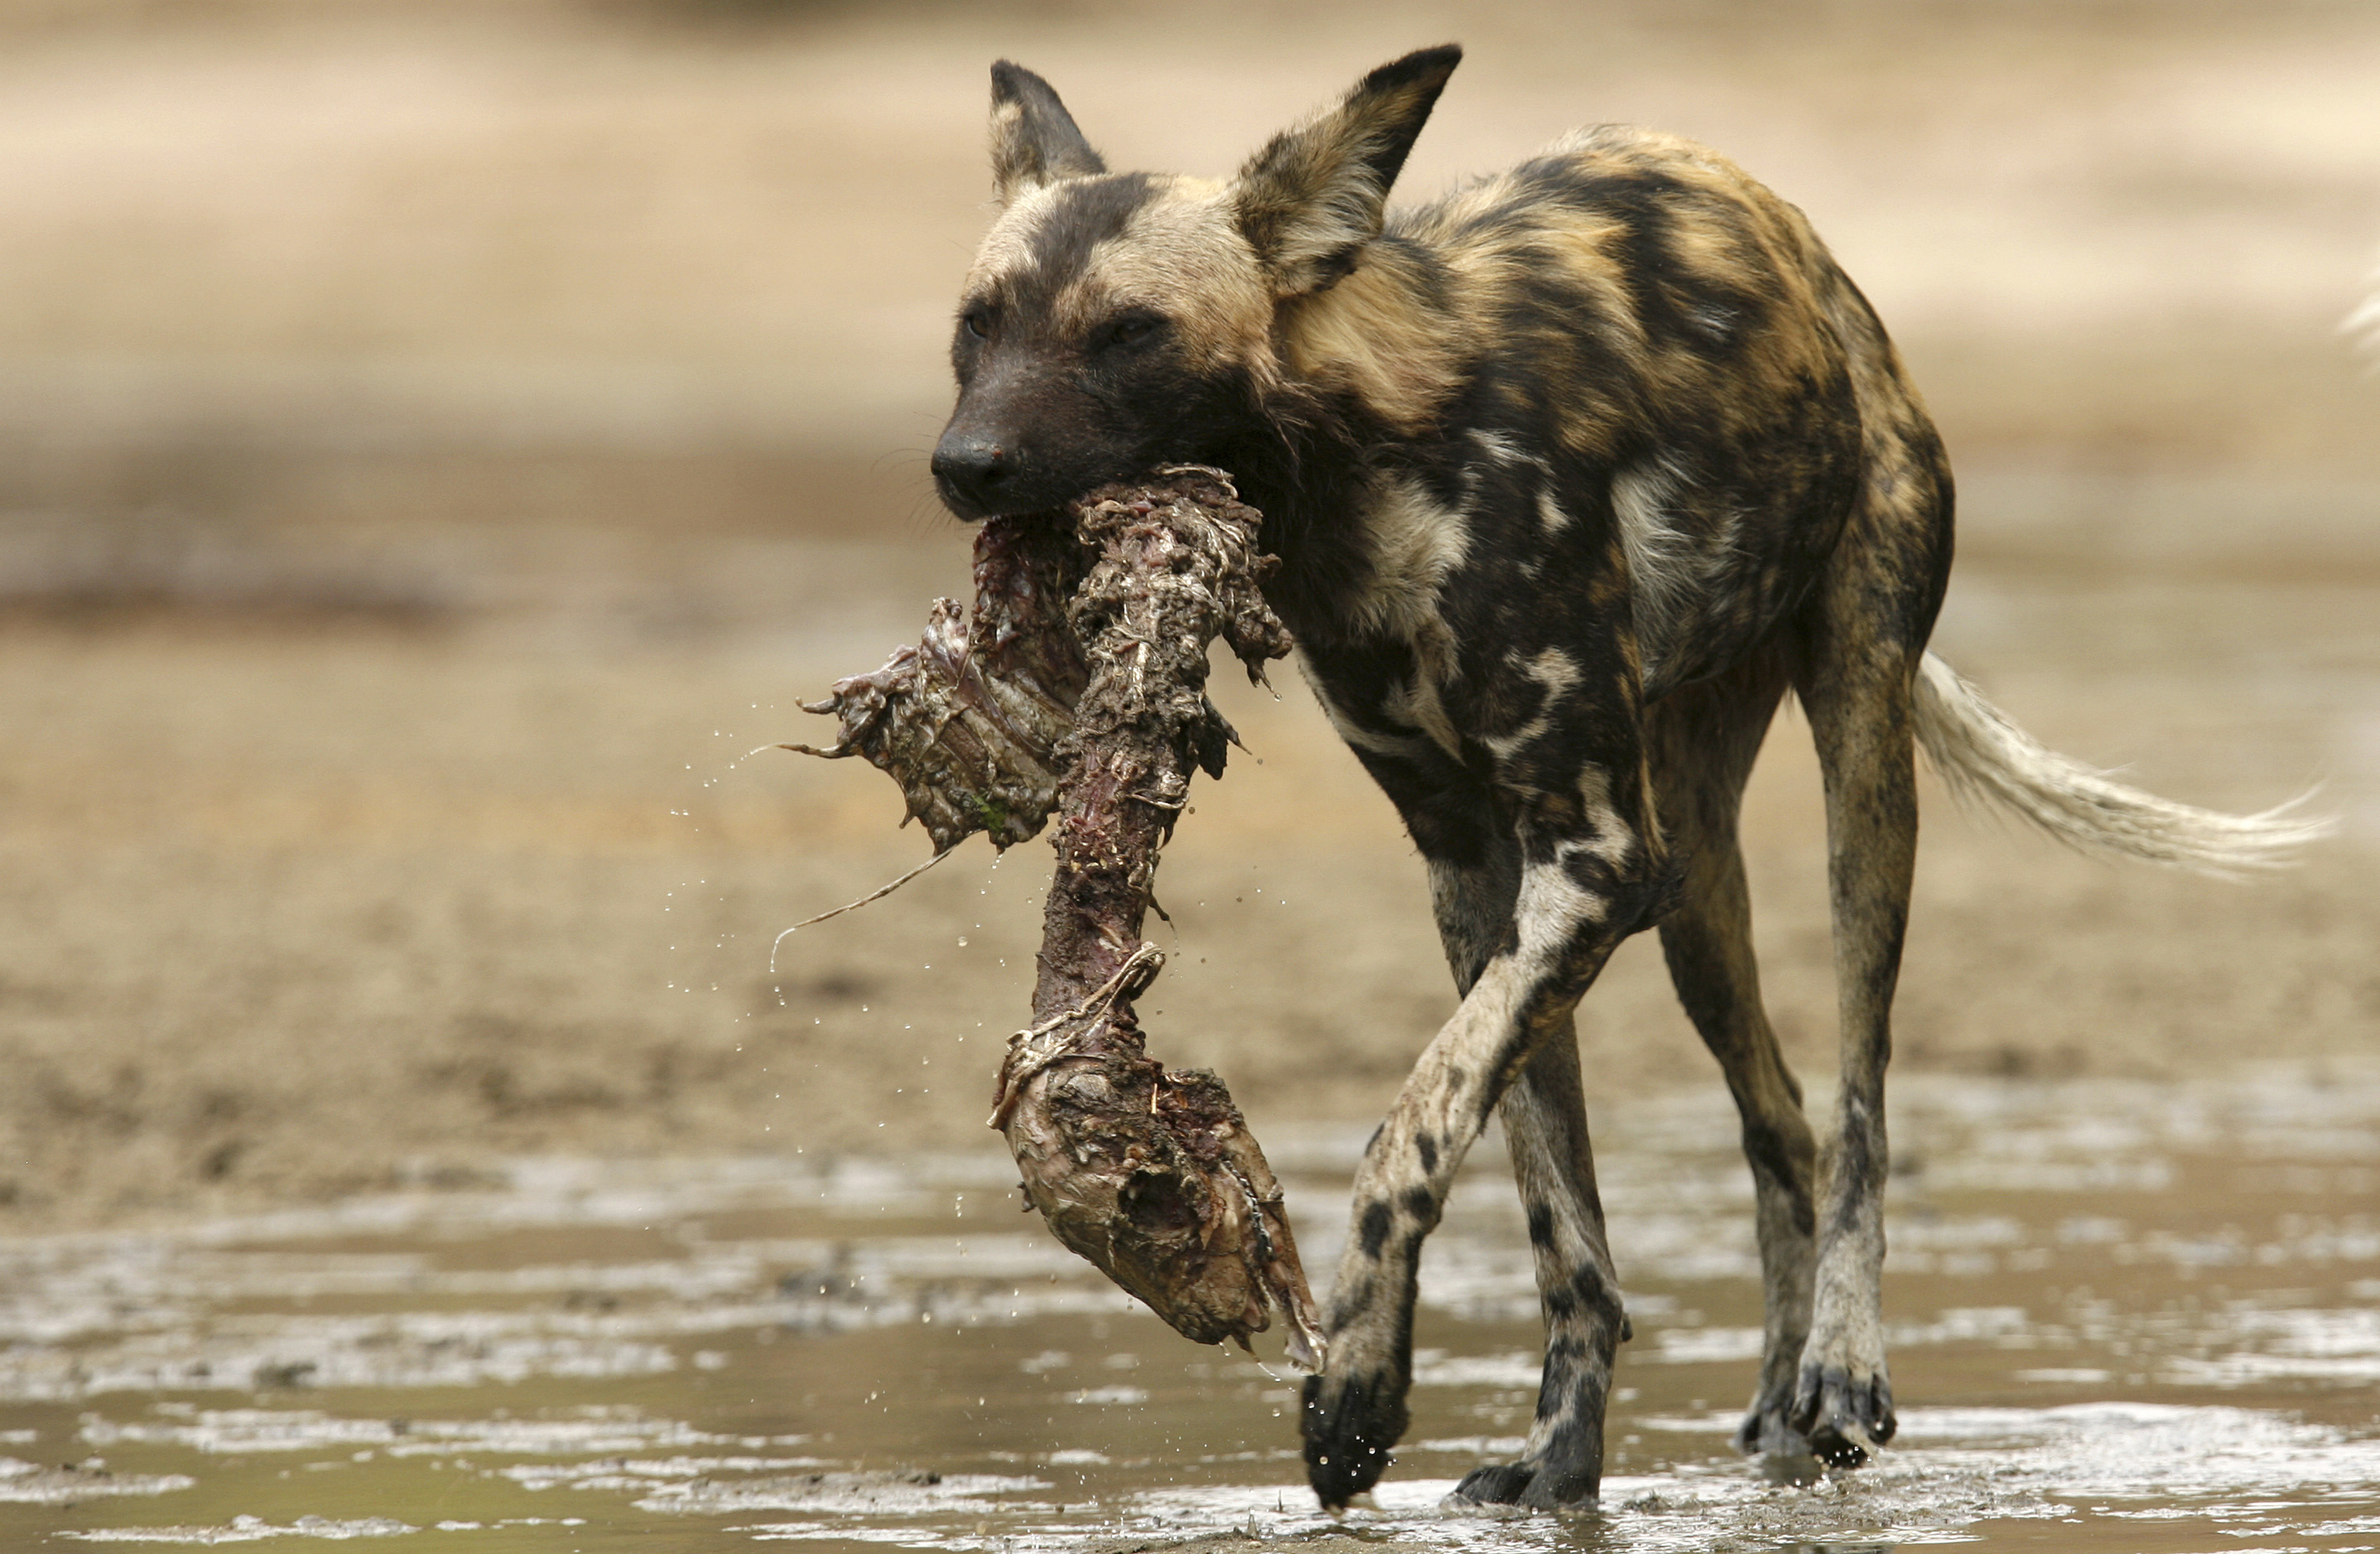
[1,0,2374,1230]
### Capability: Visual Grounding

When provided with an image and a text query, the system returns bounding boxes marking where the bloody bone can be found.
[792,467,1323,1368]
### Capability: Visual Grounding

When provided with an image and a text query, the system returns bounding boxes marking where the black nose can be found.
[932,435,1009,514]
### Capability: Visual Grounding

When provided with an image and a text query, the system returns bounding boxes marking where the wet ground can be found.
[5,1069,2376,1552]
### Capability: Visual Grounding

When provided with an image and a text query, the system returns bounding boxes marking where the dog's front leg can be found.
[1301,827,1644,1508]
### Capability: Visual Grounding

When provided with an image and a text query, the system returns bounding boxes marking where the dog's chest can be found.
[1285,463,1602,765]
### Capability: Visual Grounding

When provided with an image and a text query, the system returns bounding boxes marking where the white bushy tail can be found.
[1910,653,2334,876]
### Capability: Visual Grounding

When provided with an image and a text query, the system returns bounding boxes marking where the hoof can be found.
[1790,1361,1896,1469]
[1301,1369,1405,1508]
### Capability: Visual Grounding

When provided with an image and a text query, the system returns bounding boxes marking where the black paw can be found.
[1452,1460,1536,1504]
[1449,1455,1598,1509]
[1789,1361,1896,1468]
[1733,1394,1812,1458]
[1301,1368,1408,1508]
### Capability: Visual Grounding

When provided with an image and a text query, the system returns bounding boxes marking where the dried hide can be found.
[793,468,1323,1369]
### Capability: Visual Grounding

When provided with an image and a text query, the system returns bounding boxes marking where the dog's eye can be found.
[961,307,994,340]
[1105,313,1165,350]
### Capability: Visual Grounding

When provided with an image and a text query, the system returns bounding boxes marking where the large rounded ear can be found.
[1232,45,1460,297]
[989,60,1107,205]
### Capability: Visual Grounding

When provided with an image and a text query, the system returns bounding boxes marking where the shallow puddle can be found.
[3,1071,2377,1552]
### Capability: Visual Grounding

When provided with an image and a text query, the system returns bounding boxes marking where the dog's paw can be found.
[1448,1451,1598,1510]
[1788,1359,1896,1468]
[1301,1368,1407,1508]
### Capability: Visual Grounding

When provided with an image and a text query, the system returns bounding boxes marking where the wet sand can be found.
[4,1072,2378,1549]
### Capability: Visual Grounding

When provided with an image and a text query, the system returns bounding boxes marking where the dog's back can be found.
[1274,119,1949,698]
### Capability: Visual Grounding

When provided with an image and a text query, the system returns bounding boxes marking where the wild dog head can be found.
[930,46,1463,520]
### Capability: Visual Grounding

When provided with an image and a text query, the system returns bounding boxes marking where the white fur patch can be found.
[1563,765,1636,871]
[1611,454,1697,658]
[1469,429,1537,469]
[1347,475,1470,641]
[1517,857,1604,945]
[1340,475,1472,755]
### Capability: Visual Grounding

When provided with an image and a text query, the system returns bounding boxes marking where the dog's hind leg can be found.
[1647,656,1821,1457]
[1782,426,1952,1465]
[1460,1016,1628,1505]
[1788,633,1915,1467]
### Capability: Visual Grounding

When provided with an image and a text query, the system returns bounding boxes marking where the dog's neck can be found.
[1215,238,1470,640]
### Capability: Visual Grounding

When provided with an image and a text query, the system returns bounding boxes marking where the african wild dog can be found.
[927,45,2323,1509]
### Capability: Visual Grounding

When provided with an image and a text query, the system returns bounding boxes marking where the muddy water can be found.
[2,1073,2375,1551]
